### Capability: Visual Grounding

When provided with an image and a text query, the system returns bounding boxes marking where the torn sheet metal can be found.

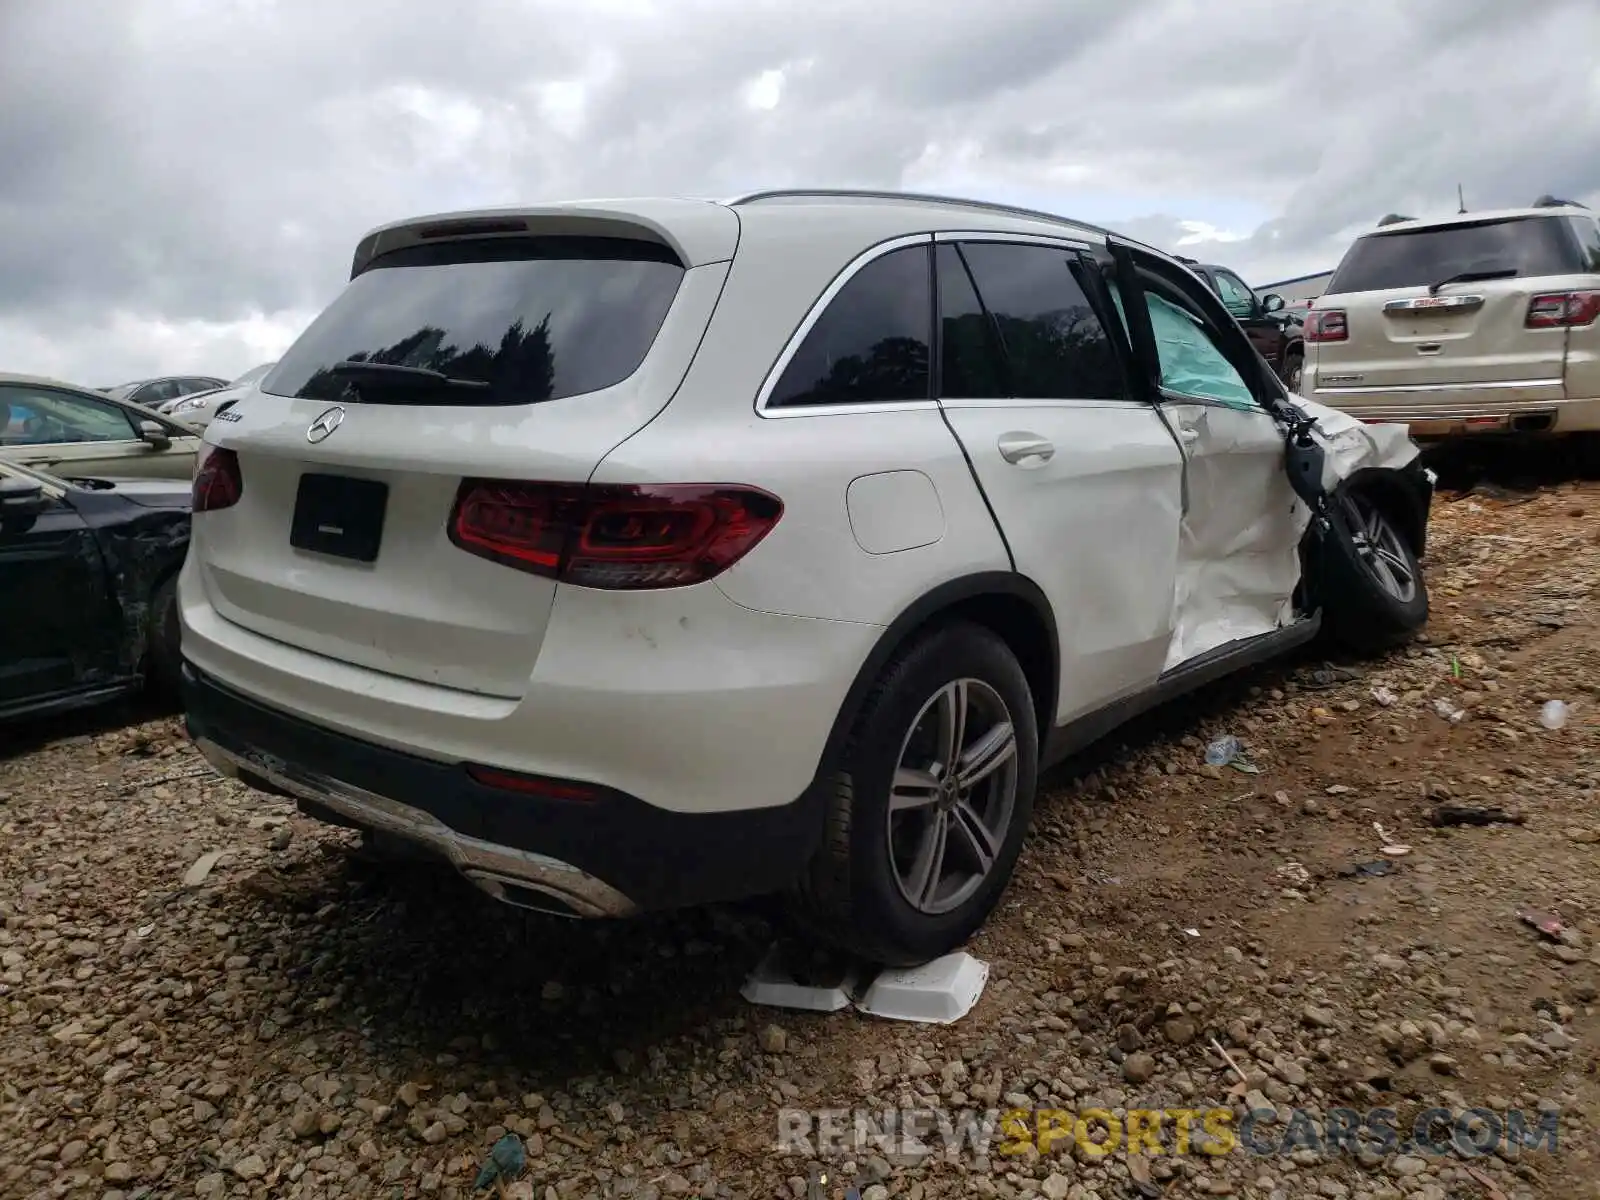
[1161,393,1420,672]
[1290,395,1421,487]
[1162,401,1307,671]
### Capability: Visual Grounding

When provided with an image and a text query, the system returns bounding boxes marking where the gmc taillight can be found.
[1525,290,1600,329]
[192,447,243,512]
[1305,309,1348,342]
[448,480,783,589]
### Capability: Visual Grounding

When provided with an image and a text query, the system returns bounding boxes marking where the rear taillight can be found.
[192,447,243,512]
[1525,290,1600,329]
[1305,309,1348,342]
[448,481,783,589]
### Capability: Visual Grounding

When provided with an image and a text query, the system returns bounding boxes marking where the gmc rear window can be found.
[263,237,684,407]
[1327,216,1585,294]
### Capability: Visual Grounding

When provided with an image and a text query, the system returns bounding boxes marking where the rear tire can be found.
[145,575,182,699]
[1282,351,1304,395]
[1316,488,1428,654]
[785,622,1039,967]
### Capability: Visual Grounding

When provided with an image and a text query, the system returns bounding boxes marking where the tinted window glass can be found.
[1329,217,1584,294]
[1212,270,1255,317]
[769,245,931,407]
[264,237,685,407]
[0,386,138,446]
[958,243,1124,400]
[936,245,1007,398]
[131,381,179,405]
[1569,217,1600,271]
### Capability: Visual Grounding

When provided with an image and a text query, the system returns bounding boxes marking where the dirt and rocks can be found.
[3,468,1599,1200]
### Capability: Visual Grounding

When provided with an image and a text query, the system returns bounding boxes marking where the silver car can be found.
[1304,197,1600,454]
[160,362,277,430]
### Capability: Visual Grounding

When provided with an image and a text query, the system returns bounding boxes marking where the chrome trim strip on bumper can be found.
[192,737,638,919]
[1311,378,1563,395]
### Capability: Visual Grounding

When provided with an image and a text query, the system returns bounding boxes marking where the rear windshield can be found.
[1328,216,1583,294]
[263,237,684,406]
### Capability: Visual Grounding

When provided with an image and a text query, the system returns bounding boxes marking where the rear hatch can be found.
[193,204,737,697]
[1311,214,1592,391]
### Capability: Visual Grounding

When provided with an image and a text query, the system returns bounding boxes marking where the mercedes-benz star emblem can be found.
[306,406,346,443]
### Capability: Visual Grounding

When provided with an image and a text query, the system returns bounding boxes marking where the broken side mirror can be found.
[1261,293,1286,314]
[138,419,172,451]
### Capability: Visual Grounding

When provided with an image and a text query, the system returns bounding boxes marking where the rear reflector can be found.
[1526,290,1600,329]
[1306,309,1348,342]
[465,763,596,801]
[192,447,243,513]
[449,481,783,589]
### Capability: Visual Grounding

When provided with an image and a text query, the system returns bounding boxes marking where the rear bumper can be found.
[1305,377,1600,435]
[178,551,879,816]
[183,663,827,914]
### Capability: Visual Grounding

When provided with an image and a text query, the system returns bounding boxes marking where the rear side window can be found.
[264,236,685,407]
[768,244,932,408]
[1328,217,1584,294]
[957,242,1125,400]
[935,245,1008,398]
[1569,217,1600,272]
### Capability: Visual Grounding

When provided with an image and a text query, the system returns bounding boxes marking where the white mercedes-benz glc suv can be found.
[179,190,1433,965]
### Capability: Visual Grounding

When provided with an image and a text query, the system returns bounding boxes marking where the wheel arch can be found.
[820,573,1059,775]
[1338,464,1432,558]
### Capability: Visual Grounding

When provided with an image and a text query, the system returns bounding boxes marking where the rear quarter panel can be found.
[595,214,1012,628]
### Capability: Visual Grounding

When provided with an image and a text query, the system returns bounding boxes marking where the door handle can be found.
[997,432,1055,465]
[1178,426,1200,444]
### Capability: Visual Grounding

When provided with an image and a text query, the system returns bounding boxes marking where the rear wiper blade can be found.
[1428,268,1516,295]
[328,361,490,393]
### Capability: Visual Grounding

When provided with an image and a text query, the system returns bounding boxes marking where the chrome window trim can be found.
[932,230,1095,251]
[754,230,1105,419]
[755,233,934,418]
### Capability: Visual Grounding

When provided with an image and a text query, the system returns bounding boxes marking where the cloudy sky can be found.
[3,0,1597,385]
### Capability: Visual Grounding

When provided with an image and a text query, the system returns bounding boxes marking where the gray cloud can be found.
[2,0,1596,381]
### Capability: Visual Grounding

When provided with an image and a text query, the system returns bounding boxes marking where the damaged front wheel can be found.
[1315,488,1429,654]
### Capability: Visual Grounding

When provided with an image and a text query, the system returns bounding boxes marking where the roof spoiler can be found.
[1532,194,1587,209]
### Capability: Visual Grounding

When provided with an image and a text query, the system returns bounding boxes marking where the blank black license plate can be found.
[290,473,388,563]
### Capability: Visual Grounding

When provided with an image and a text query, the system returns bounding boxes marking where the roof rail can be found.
[1532,194,1587,209]
[726,187,1119,239]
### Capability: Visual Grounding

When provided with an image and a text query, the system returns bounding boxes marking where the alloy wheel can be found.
[886,678,1020,915]
[1344,494,1417,603]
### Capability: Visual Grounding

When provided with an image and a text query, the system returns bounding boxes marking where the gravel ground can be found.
[3,471,1598,1200]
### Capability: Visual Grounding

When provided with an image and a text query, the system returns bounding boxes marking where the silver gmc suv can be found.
[1304,197,1600,460]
